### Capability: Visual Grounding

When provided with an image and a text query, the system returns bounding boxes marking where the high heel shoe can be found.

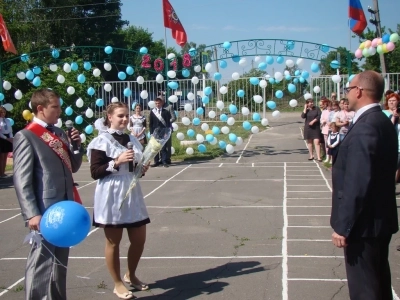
[113,288,134,299]
[124,274,149,291]
[308,157,315,160]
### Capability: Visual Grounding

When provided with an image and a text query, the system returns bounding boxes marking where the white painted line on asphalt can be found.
[146,205,284,209]
[285,179,326,180]
[76,181,96,190]
[288,226,331,228]
[0,255,283,260]
[288,278,347,282]
[287,185,326,187]
[0,213,20,224]
[288,255,344,258]
[286,175,322,177]
[287,239,331,242]
[282,162,288,300]
[287,191,331,193]
[0,277,25,297]
[143,179,283,182]
[252,163,254,167]
[313,161,332,192]
[218,163,223,167]
[0,208,20,211]
[287,206,331,207]
[236,134,253,164]
[287,198,331,199]
[189,166,282,168]
[74,181,93,183]
[392,288,400,300]
[288,215,330,217]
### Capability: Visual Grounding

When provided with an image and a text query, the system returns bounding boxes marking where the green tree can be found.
[319,47,360,75]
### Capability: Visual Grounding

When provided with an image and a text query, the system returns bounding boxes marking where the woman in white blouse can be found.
[0,106,13,177]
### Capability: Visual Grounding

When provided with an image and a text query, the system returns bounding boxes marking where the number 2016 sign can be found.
[141,53,192,73]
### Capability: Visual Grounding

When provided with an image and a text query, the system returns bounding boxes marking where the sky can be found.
[121,0,400,78]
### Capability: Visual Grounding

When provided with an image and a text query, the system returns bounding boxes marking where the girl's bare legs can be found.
[125,226,147,286]
[307,139,314,159]
[313,139,321,160]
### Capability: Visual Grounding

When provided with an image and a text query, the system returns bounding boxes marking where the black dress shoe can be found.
[163,164,169,168]
[151,163,160,167]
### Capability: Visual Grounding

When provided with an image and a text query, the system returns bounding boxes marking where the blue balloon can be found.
[104,46,113,54]
[243,121,252,131]
[52,49,59,58]
[204,86,212,96]
[118,71,127,80]
[330,60,340,69]
[85,125,94,134]
[229,104,238,114]
[293,78,299,84]
[168,81,179,90]
[202,96,209,104]
[252,113,261,121]
[40,201,91,248]
[65,107,73,116]
[285,74,292,81]
[382,34,390,44]
[96,99,104,107]
[26,70,34,81]
[295,70,301,76]
[267,101,277,110]
[87,87,95,96]
[237,89,245,97]
[77,74,86,84]
[287,41,295,50]
[189,48,197,57]
[220,114,228,122]
[269,78,275,84]
[219,140,227,149]
[311,62,320,73]
[320,44,330,53]
[206,134,214,142]
[84,62,92,71]
[229,133,237,143]
[212,126,220,135]
[258,62,267,70]
[250,77,260,85]
[275,90,283,99]
[71,62,78,71]
[7,118,14,126]
[349,74,356,82]
[223,41,231,49]
[32,76,41,87]
[192,117,201,126]
[198,144,207,153]
[33,66,41,75]
[59,98,64,106]
[299,77,305,83]
[213,72,222,81]
[232,55,240,62]
[196,107,204,115]
[75,115,83,124]
[123,88,131,97]
[139,47,148,55]
[219,60,227,69]
[126,66,134,75]
[301,71,309,79]
[21,53,29,62]
[266,56,274,65]
[288,84,296,93]
[0,93,4,101]
[187,129,195,137]
[276,56,284,64]
[182,69,190,77]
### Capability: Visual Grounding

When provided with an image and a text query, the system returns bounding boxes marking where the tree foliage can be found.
[319,47,361,75]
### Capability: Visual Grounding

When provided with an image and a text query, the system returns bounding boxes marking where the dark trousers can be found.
[344,235,392,300]
[154,143,168,165]
[165,137,172,163]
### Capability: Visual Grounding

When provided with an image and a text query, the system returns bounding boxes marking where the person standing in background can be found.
[0,106,13,177]
[161,96,176,165]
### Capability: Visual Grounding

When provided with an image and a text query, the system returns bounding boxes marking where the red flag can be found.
[163,0,187,47]
[0,14,17,54]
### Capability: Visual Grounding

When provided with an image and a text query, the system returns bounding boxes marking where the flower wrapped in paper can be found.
[121,127,172,208]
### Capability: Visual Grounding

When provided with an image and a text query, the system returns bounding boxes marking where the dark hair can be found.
[330,122,339,129]
[385,90,394,97]
[31,88,60,114]
[155,97,164,102]
[0,106,6,115]
[384,93,400,110]
[305,99,314,104]
[331,100,339,107]
[134,103,142,111]
[103,102,128,127]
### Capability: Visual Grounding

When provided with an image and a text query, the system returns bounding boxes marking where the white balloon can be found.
[156,74,164,83]
[187,92,195,100]
[93,68,101,77]
[313,86,321,93]
[167,70,176,78]
[111,97,119,103]
[194,65,201,72]
[274,72,283,81]
[205,63,212,72]
[261,118,269,126]
[221,126,230,134]
[296,58,304,67]
[191,76,199,84]
[259,80,267,88]
[177,132,185,140]
[226,144,234,154]
[67,86,75,95]
[55,118,62,128]
[227,117,235,126]
[63,63,71,73]
[220,86,228,94]
[331,75,341,83]
[14,89,22,100]
[17,72,26,80]
[346,81,350,88]
[104,63,112,71]
[182,117,191,125]
[239,58,247,66]
[79,133,86,143]
[236,137,243,145]
[148,101,155,109]
[171,146,175,155]
[254,56,261,62]
[167,53,176,59]
[286,59,295,68]
[57,74,65,84]
[85,108,94,118]
[368,47,377,56]
[216,100,224,110]
[251,126,260,134]
[3,81,11,90]
[168,95,178,103]
[186,147,194,155]
[289,99,298,107]
[265,74,271,79]
[253,95,263,104]
[137,76,144,84]
[196,134,204,143]
[232,72,240,80]
[104,83,112,92]
[172,123,179,131]
[201,123,209,131]
[304,93,312,100]
[140,90,148,99]
[76,98,84,108]
[184,103,192,112]
[241,107,250,116]
[272,110,281,118]
[208,110,216,118]
[29,101,32,109]
[49,64,58,72]
[284,70,290,76]
[2,103,13,111]
[210,137,218,145]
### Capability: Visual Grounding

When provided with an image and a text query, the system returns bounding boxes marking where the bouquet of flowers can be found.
[121,127,172,209]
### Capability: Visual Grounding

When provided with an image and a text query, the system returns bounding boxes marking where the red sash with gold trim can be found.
[26,123,82,204]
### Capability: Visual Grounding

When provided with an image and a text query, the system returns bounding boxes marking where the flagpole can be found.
[164,27,168,59]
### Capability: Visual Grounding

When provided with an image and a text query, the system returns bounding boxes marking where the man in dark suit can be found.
[161,95,176,165]
[330,70,398,300]
[149,97,171,168]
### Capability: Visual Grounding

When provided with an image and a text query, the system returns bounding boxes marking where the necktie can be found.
[47,124,55,133]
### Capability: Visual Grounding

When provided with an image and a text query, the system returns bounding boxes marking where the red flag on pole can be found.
[0,14,17,55]
[162,0,187,47]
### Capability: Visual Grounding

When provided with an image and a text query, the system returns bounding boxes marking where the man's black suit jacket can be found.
[149,108,171,134]
[331,105,399,240]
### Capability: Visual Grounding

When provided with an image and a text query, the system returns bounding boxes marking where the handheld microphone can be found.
[127,142,134,172]
[65,120,80,154]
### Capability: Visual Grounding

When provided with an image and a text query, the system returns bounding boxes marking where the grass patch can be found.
[13,284,24,292]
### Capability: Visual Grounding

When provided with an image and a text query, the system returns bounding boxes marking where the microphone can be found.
[127,142,134,172]
[65,120,80,154]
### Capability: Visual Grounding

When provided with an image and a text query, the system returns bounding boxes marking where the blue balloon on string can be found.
[84,62,92,71]
[202,96,209,104]
[275,90,283,99]
[219,60,227,69]
[21,53,29,62]
[311,62,320,73]
[269,78,275,84]
[330,60,340,69]
[237,90,245,97]
[213,72,222,81]
[196,107,204,115]
[40,201,91,248]
[266,56,274,64]
[198,144,207,153]
[104,46,113,54]
[285,74,292,81]
[229,104,238,114]
[293,78,299,84]
[219,140,227,149]
[192,117,201,126]
[288,84,296,93]
[96,99,104,107]
[59,98,64,106]
[287,41,295,50]
[77,74,86,84]
[212,126,220,135]
[71,62,78,71]
[204,86,212,96]
[118,72,127,80]
[189,48,197,57]
[258,62,267,70]
[182,69,190,77]
[187,129,195,137]
[87,87,95,96]
[243,121,252,131]
[299,77,305,83]
[75,115,83,124]
[229,133,237,143]
[124,88,132,97]
[51,49,59,58]
[26,70,34,81]
[126,66,134,75]
[294,70,301,76]
[223,41,231,49]
[32,76,41,87]
[85,125,94,135]
[168,81,179,90]
[250,77,259,85]
[232,55,240,62]
[65,107,73,116]
[267,101,277,110]
[301,71,309,79]
[276,56,284,64]
[206,134,214,142]
[33,66,41,75]
[320,44,330,53]
[382,34,390,43]
[0,93,4,101]
[252,113,261,121]
[139,47,148,55]
[220,114,228,122]
[7,118,14,126]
